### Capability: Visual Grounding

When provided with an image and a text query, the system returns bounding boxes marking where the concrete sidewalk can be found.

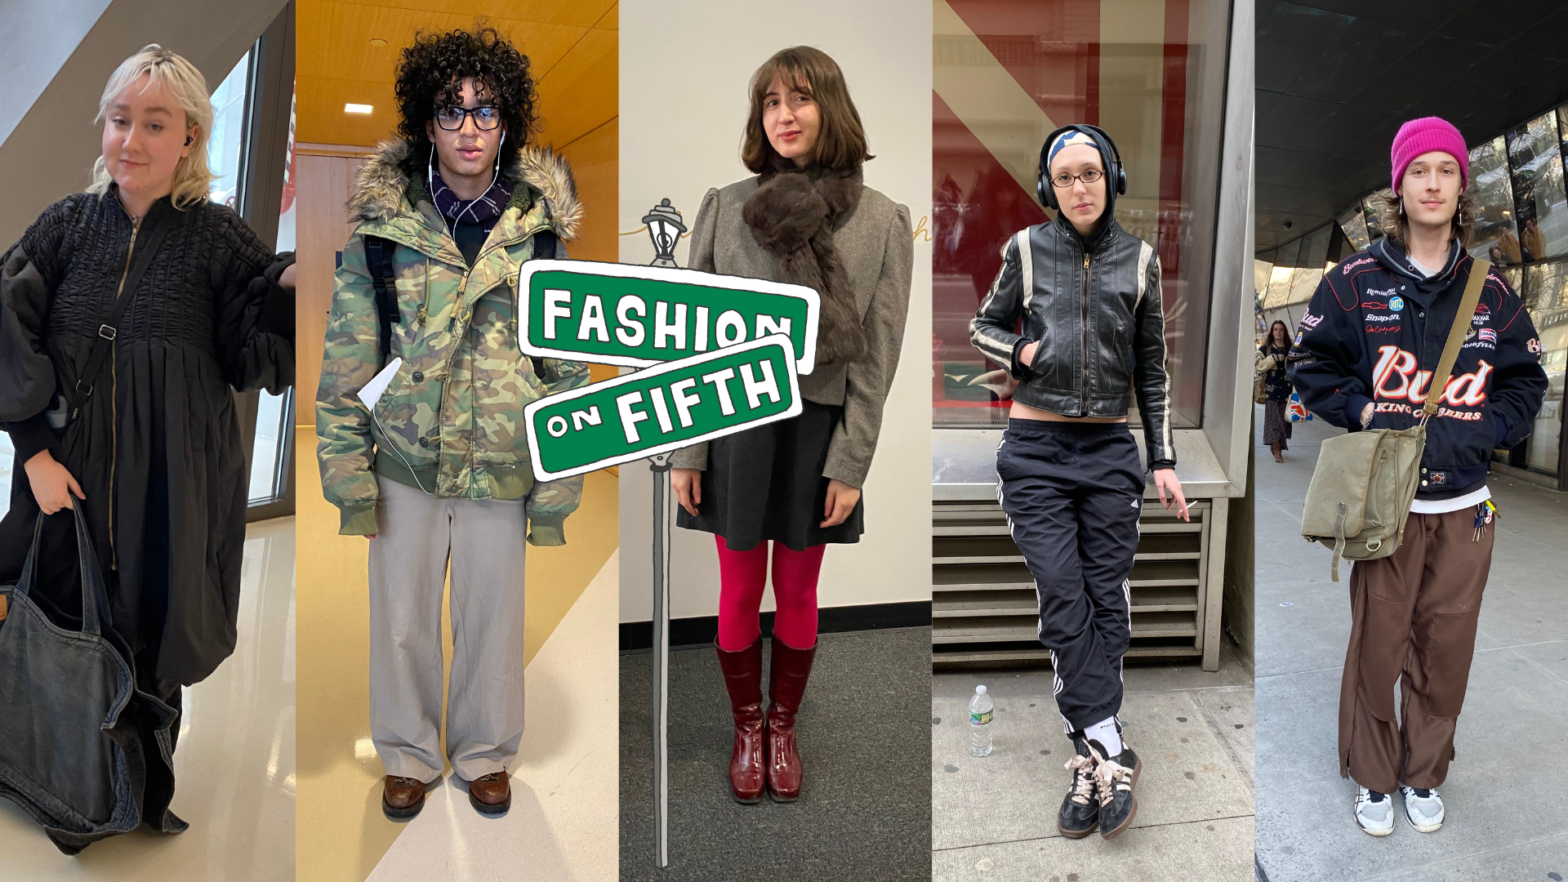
[1253,406,1568,881]
[932,640,1255,882]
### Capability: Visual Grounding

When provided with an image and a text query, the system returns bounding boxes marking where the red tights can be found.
[714,536,826,652]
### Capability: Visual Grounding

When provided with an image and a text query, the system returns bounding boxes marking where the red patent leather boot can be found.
[765,636,817,802]
[715,637,765,803]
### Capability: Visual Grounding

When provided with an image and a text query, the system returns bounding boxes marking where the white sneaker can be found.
[1399,785,1444,832]
[1354,786,1394,836]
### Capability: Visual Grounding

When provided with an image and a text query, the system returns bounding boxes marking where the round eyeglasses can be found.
[435,104,502,131]
[1049,169,1105,189]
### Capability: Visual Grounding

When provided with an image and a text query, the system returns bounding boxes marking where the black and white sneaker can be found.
[1398,785,1443,832]
[1088,739,1140,839]
[1354,786,1394,836]
[1057,736,1100,839]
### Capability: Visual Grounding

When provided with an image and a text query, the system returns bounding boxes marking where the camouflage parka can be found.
[315,139,589,543]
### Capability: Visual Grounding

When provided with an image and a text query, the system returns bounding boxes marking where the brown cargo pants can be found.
[1338,506,1492,794]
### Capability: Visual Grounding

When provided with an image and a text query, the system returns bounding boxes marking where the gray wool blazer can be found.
[668,176,913,489]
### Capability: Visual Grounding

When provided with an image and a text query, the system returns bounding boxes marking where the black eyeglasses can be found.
[435,104,502,131]
[1049,169,1105,189]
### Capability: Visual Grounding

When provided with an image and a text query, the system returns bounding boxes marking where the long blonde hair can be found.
[88,45,214,209]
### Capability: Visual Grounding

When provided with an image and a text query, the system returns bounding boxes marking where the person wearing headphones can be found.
[315,28,588,819]
[970,125,1186,841]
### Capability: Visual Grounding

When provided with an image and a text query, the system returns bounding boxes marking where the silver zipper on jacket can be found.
[106,211,143,571]
[1080,252,1091,415]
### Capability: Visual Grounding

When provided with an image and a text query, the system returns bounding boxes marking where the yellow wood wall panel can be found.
[533,26,616,147]
[295,151,370,424]
[558,117,616,263]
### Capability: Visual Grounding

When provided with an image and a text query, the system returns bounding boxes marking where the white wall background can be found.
[619,0,933,623]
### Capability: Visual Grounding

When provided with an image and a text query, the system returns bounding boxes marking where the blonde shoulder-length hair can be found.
[87,45,214,209]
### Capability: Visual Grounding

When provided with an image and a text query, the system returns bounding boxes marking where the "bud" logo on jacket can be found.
[1371,345,1492,406]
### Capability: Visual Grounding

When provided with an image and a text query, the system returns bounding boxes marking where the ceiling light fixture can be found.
[345,103,373,114]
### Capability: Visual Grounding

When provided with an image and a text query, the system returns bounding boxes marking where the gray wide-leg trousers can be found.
[368,477,528,782]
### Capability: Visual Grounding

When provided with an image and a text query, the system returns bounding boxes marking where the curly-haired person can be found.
[315,27,588,819]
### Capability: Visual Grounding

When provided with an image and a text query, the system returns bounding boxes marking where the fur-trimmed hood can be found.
[347,138,582,241]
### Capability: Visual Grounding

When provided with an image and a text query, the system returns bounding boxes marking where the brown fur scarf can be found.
[742,167,866,366]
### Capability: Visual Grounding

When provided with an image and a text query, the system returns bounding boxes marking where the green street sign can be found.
[524,334,802,481]
[517,259,821,374]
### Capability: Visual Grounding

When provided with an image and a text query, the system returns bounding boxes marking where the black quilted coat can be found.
[0,187,293,688]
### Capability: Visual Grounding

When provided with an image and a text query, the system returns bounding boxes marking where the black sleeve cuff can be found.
[1344,394,1375,431]
[3,411,58,463]
[1149,459,1176,472]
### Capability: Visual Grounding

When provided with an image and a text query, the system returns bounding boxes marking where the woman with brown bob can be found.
[668,46,913,804]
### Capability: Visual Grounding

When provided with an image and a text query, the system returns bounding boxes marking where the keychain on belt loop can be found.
[1472,499,1497,542]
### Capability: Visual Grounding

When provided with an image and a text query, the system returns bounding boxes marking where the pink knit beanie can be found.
[1391,117,1469,193]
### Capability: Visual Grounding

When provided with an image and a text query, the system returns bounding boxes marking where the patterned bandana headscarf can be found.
[430,164,512,236]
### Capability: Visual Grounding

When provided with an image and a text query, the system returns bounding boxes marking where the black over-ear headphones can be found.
[1036,124,1126,211]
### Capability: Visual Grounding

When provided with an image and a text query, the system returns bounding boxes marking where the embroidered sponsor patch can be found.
[1366,324,1401,334]
[1364,288,1397,298]
[1293,331,1304,346]
[1528,337,1543,355]
[1365,313,1399,322]
[1478,328,1496,343]
[1300,312,1324,330]
[1389,296,1404,312]
[1341,256,1376,275]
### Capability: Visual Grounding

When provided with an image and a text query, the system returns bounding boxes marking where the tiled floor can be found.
[0,517,297,881]
[292,428,620,882]
[363,552,619,881]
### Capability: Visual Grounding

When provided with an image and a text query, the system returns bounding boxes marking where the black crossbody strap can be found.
[66,212,174,417]
[364,235,399,365]
[525,229,558,378]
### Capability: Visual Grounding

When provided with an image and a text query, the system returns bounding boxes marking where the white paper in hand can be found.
[356,357,402,410]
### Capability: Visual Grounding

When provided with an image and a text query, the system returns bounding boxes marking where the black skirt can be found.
[676,399,864,552]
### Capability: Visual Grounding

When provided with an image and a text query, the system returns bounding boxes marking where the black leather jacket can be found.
[969,216,1176,468]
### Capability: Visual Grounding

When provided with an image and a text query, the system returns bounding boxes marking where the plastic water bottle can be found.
[968,685,994,757]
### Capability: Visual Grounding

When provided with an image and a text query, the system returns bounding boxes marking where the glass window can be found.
[1285,224,1331,306]
[1338,204,1370,251]
[0,430,11,511]
[1506,112,1568,263]
[1468,135,1523,266]
[208,51,251,208]
[1261,236,1300,311]
[248,82,296,507]
[1519,262,1567,475]
[1362,192,1387,242]
[932,0,1230,428]
[1254,257,1275,299]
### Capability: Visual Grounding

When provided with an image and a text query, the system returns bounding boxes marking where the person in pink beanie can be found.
[1287,115,1548,838]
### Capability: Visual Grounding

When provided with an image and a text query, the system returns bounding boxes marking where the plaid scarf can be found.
[430,164,512,236]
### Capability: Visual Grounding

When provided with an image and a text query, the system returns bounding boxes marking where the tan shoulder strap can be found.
[1423,258,1490,419]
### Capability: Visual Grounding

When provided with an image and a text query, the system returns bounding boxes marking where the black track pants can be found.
[996,420,1144,734]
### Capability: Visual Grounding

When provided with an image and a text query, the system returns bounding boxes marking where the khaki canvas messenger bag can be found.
[1299,258,1490,582]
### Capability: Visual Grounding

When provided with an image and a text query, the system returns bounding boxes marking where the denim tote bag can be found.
[0,505,174,854]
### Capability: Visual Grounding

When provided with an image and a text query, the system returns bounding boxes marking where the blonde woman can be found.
[669,46,913,804]
[0,45,294,842]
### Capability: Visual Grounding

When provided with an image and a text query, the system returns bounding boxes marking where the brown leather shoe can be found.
[715,638,765,803]
[382,775,427,819]
[468,770,511,815]
[765,636,817,802]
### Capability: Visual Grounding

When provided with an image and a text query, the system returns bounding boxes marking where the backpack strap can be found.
[65,212,175,419]
[524,229,558,378]
[363,235,399,365]
[1422,258,1490,424]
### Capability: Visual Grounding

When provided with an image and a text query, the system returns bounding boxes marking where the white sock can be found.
[1084,717,1122,757]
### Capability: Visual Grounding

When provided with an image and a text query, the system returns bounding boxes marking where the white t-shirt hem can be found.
[1410,485,1490,515]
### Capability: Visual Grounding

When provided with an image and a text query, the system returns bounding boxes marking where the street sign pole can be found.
[517,264,819,872]
[649,451,672,869]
